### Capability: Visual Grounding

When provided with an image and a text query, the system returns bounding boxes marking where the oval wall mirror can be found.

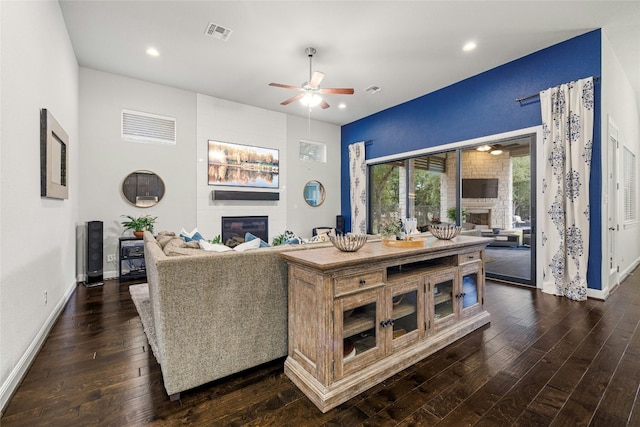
[304,180,325,207]
[122,170,165,208]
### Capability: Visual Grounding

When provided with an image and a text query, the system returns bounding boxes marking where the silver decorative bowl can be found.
[329,234,368,252]
[428,224,462,240]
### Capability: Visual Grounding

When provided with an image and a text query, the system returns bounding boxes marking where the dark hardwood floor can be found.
[2,269,640,426]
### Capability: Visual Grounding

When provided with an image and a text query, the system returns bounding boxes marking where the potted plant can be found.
[121,214,157,238]
[379,217,403,240]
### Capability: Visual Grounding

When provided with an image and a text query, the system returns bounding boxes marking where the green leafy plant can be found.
[446,207,467,223]
[120,214,157,233]
[209,234,222,244]
[380,217,403,238]
[272,233,285,246]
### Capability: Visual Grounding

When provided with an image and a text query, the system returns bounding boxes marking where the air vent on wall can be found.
[122,109,176,145]
[204,22,232,41]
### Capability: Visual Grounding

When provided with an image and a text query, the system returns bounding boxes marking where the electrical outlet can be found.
[107,254,116,262]
[44,291,47,305]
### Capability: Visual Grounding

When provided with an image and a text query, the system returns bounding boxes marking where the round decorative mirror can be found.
[303,180,325,207]
[121,170,165,208]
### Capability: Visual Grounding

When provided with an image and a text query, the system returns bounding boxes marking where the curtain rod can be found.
[515,76,599,103]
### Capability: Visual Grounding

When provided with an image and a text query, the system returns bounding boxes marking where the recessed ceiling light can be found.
[338,103,346,109]
[463,41,477,52]
[146,47,160,57]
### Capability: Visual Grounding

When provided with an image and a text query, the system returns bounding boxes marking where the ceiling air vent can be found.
[204,22,232,41]
[364,85,382,94]
[122,109,176,145]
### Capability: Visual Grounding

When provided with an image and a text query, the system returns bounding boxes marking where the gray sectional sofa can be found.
[141,231,334,400]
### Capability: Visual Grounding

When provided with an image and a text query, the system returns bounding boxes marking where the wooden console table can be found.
[281,235,492,412]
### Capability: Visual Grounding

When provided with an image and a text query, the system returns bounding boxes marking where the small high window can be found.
[299,140,326,163]
[623,146,637,223]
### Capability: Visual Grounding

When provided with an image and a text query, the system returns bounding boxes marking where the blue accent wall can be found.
[341,30,602,289]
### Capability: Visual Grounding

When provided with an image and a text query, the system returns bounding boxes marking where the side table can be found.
[119,237,147,281]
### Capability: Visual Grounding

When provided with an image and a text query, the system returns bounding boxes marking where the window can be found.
[369,162,401,234]
[623,146,637,223]
[368,154,448,233]
[299,140,326,162]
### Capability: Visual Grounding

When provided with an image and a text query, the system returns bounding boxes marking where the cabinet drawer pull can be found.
[359,279,366,286]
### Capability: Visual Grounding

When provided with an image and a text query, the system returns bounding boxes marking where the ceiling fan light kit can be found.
[476,144,503,155]
[269,47,354,110]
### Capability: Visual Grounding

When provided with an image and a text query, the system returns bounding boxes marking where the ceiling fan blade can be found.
[269,82,302,91]
[281,94,304,105]
[319,88,355,95]
[308,71,325,89]
[320,99,330,109]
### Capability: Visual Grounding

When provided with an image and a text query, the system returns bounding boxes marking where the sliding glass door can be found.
[368,135,535,286]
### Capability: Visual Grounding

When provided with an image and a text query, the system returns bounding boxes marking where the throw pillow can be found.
[180,227,204,242]
[283,230,301,245]
[199,240,232,252]
[156,234,175,249]
[233,238,261,252]
[309,233,330,243]
[163,238,188,256]
[244,232,271,248]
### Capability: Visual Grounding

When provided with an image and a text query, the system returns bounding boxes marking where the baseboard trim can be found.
[76,269,117,283]
[0,280,77,413]
[587,287,609,301]
[620,257,640,284]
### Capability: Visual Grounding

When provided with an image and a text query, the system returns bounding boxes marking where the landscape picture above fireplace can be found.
[208,140,279,189]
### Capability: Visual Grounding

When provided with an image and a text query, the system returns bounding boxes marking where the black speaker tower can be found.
[336,215,345,235]
[86,220,104,287]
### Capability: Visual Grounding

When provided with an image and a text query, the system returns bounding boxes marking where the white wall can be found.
[79,68,197,278]
[196,94,287,241]
[601,30,640,289]
[196,94,341,242]
[0,1,79,411]
[286,115,341,238]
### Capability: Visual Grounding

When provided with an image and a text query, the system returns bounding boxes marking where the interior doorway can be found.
[607,120,620,291]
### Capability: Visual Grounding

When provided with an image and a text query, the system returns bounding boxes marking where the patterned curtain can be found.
[540,77,594,301]
[349,142,367,234]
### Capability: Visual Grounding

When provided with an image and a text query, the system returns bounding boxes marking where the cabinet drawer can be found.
[458,251,481,265]
[334,271,384,297]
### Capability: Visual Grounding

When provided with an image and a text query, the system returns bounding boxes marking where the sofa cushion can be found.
[245,232,271,248]
[180,227,205,242]
[199,240,233,252]
[284,230,302,245]
[233,238,261,252]
[163,238,191,256]
[156,234,175,249]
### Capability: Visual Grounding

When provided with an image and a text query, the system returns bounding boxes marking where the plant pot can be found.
[133,231,144,238]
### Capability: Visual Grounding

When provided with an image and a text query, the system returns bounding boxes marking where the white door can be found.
[607,121,619,289]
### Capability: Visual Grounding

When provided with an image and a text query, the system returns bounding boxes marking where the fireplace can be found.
[222,216,268,247]
[466,208,491,227]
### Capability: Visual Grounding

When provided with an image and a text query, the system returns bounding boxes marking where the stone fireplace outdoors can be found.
[222,216,268,247]
[466,208,491,228]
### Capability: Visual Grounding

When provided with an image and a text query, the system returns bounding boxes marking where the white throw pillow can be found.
[199,240,232,252]
[233,238,261,252]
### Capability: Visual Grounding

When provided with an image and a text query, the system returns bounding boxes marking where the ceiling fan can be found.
[269,47,354,109]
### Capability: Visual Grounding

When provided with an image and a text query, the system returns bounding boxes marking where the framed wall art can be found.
[207,140,279,189]
[40,108,69,199]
